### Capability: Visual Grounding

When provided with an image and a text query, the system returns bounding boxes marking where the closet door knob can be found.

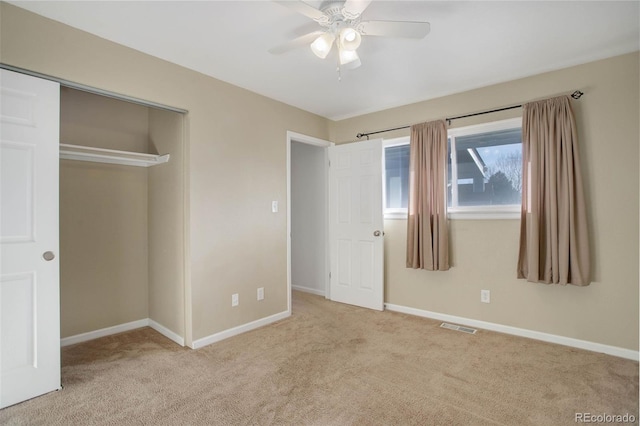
[373,230,381,237]
[43,251,55,261]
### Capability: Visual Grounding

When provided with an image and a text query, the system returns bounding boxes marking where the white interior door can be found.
[328,139,384,311]
[1,69,61,408]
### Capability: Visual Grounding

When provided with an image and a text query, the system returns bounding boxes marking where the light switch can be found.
[272,201,278,213]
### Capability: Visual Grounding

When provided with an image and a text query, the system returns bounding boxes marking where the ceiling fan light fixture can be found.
[271,0,432,74]
[310,32,335,59]
[339,27,362,51]
[339,47,361,69]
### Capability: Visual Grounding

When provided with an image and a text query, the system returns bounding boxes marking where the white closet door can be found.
[1,69,61,408]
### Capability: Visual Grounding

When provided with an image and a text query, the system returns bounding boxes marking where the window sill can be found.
[448,210,520,220]
[385,208,521,220]
[384,210,408,220]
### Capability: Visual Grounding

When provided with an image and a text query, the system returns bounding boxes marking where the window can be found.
[448,118,522,218]
[384,140,410,216]
[383,118,522,220]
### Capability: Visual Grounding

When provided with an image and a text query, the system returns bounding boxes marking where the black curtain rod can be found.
[356,90,584,140]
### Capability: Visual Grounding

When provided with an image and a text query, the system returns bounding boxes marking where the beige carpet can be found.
[1,291,638,425]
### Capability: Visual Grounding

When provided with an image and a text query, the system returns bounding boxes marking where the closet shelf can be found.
[59,143,170,167]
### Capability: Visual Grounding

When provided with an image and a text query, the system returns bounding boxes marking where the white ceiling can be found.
[9,1,640,120]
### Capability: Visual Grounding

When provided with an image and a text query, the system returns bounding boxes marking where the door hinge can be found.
[329,272,332,279]
[328,160,331,167]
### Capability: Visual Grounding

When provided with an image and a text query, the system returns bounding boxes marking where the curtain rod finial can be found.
[356,133,363,139]
[571,90,584,99]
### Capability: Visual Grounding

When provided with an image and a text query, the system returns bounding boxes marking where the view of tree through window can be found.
[448,127,522,208]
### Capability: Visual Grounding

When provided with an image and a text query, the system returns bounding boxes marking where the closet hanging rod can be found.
[60,144,170,167]
[355,90,584,140]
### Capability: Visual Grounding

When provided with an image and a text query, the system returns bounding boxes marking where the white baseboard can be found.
[60,318,185,347]
[385,303,639,362]
[149,319,185,346]
[60,319,150,347]
[292,285,325,297]
[191,310,290,349]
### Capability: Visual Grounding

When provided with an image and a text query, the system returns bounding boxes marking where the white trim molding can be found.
[287,131,333,148]
[149,319,185,346]
[292,285,326,297]
[191,310,290,350]
[385,303,639,361]
[60,319,150,347]
[60,318,185,347]
[60,312,289,351]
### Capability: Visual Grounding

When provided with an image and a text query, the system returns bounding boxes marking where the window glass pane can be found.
[384,145,410,209]
[451,128,522,206]
[447,138,452,207]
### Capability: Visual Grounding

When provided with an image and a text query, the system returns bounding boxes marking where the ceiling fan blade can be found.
[342,0,372,18]
[273,1,325,21]
[360,20,431,38]
[269,31,324,55]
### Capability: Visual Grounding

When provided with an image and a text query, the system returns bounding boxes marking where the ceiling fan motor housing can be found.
[317,2,361,28]
[315,1,363,52]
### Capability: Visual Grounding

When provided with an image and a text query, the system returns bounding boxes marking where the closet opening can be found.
[59,87,186,347]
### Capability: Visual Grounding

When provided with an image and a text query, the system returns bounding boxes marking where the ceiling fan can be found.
[269,0,431,71]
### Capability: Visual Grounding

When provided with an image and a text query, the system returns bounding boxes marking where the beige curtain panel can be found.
[517,95,590,285]
[406,120,450,271]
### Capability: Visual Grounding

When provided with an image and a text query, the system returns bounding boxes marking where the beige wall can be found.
[59,88,150,337]
[330,52,639,351]
[148,108,185,338]
[0,3,329,345]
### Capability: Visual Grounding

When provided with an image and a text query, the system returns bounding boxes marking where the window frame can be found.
[382,118,522,220]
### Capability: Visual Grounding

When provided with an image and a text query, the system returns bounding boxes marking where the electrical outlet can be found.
[232,293,239,307]
[257,287,264,301]
[271,201,278,213]
[481,289,491,304]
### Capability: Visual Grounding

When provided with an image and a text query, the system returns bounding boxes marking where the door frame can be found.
[286,131,333,314]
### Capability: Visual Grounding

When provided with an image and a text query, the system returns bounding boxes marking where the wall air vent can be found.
[440,322,477,334]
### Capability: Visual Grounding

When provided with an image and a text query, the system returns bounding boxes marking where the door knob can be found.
[42,251,55,261]
[373,230,381,237]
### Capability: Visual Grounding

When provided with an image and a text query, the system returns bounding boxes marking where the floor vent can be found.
[440,322,477,334]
